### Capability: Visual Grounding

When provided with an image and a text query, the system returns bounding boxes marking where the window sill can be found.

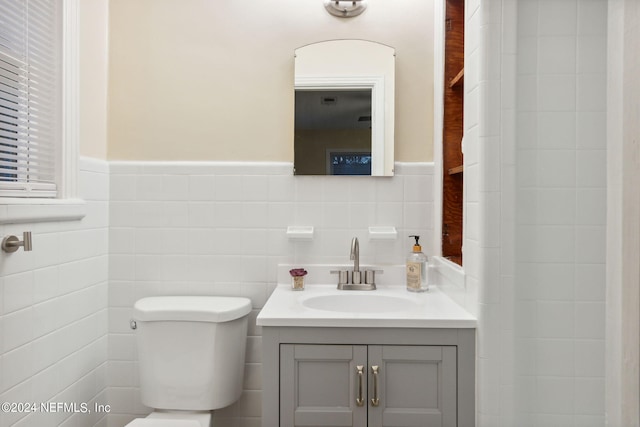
[431,256,465,290]
[0,198,87,224]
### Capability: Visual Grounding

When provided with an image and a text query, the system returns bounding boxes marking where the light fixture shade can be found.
[323,0,368,18]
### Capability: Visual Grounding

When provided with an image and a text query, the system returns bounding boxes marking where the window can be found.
[328,152,372,175]
[0,0,84,224]
[0,0,62,198]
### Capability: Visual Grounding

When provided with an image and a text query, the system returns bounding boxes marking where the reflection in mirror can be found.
[293,40,395,176]
[294,89,372,175]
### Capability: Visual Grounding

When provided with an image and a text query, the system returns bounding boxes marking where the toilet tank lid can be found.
[133,296,252,323]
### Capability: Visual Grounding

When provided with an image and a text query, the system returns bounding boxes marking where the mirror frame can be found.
[294,40,395,176]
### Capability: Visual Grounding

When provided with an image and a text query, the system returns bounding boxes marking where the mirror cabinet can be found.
[294,40,395,176]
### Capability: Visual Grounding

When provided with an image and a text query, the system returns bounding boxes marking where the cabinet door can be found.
[280,344,367,427]
[368,345,457,427]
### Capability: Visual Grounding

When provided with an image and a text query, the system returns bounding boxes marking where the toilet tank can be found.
[132,296,252,411]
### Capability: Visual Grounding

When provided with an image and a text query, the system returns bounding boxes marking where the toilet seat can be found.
[126,419,200,427]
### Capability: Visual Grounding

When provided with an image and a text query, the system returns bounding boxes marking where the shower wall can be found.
[467,0,607,425]
[513,0,607,424]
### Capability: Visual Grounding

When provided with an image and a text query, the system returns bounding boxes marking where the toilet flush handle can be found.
[130,319,137,330]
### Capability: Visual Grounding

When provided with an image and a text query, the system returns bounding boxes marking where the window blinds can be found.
[0,0,61,198]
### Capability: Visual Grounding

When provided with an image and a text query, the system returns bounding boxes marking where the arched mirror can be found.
[294,40,395,176]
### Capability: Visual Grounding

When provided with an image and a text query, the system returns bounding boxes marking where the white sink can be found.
[302,293,420,313]
[256,265,477,328]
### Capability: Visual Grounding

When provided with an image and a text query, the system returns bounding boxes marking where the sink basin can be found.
[301,293,421,313]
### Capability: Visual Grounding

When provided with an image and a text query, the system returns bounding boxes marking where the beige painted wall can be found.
[107,0,434,161]
[79,0,109,159]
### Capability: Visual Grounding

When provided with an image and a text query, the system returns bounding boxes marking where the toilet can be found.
[125,296,252,427]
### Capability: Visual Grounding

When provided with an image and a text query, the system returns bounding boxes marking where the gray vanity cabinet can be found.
[280,344,457,427]
[263,327,475,427]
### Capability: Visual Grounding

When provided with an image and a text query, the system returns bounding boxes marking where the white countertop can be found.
[256,283,477,329]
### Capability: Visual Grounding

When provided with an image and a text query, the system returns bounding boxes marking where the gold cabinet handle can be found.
[370,365,380,407]
[356,365,365,406]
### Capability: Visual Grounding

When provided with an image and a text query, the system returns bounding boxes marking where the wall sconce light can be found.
[324,0,367,18]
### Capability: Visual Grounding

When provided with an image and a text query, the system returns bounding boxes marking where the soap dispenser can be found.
[406,235,429,292]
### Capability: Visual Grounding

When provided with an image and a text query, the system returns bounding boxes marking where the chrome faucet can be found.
[350,237,361,284]
[331,237,381,290]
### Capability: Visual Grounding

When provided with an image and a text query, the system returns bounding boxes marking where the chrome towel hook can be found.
[2,231,32,253]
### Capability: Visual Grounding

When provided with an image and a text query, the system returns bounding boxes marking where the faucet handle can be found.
[364,269,383,286]
[330,270,349,286]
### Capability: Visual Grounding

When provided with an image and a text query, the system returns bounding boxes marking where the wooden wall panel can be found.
[441,0,464,264]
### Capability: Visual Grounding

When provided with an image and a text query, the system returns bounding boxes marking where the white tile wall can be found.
[464,0,607,425]
[107,161,434,426]
[0,157,110,427]
[516,0,607,418]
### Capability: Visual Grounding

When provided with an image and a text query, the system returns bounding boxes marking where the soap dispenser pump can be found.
[406,235,429,292]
